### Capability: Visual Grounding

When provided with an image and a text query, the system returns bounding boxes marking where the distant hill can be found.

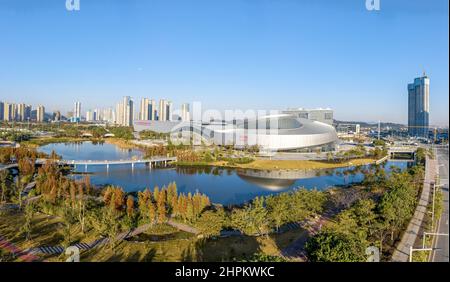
[333,120,406,129]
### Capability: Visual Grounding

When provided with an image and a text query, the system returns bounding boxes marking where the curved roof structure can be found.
[169,114,338,151]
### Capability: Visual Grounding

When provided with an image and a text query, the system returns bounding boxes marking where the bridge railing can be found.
[388,146,418,151]
[59,156,177,165]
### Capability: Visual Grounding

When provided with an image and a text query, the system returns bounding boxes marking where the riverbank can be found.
[176,157,379,171]
[104,138,146,151]
[22,136,143,151]
[21,137,86,147]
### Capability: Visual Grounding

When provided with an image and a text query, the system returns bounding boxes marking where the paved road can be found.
[432,146,449,262]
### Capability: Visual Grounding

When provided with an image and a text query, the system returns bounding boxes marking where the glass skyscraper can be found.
[408,75,430,138]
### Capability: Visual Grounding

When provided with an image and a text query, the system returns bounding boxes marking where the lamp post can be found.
[422,232,449,262]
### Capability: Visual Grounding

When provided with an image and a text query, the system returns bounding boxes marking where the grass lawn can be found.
[79,236,196,262]
[199,158,377,171]
[105,138,144,150]
[1,207,308,262]
[0,210,199,262]
[199,227,307,261]
[0,210,66,261]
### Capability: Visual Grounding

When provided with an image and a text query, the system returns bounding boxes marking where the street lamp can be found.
[421,232,449,262]
[422,232,449,249]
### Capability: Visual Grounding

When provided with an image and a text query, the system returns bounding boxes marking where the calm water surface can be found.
[39,142,409,205]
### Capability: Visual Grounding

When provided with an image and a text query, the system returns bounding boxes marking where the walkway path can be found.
[167,219,199,234]
[27,218,199,256]
[391,155,437,262]
[0,236,42,262]
[280,214,331,261]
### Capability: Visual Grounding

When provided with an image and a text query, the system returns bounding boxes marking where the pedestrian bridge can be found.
[388,146,418,160]
[37,157,177,170]
[388,146,418,153]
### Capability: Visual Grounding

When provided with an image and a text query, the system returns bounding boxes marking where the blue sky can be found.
[0,0,448,125]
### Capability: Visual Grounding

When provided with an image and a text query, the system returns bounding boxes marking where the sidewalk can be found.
[391,156,437,262]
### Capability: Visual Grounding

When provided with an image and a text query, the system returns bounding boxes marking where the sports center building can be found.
[133,114,338,152]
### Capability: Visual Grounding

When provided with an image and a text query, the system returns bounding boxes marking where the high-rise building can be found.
[17,103,25,121]
[116,102,123,125]
[140,98,150,120]
[74,101,82,120]
[10,103,17,121]
[158,99,166,121]
[16,103,31,121]
[124,96,134,126]
[0,102,30,122]
[139,98,157,121]
[115,96,133,126]
[25,105,32,121]
[0,101,4,121]
[3,103,13,121]
[158,99,172,121]
[36,105,45,122]
[93,108,100,121]
[149,99,156,121]
[102,107,115,123]
[168,101,173,121]
[181,103,190,121]
[408,74,430,137]
[86,110,93,122]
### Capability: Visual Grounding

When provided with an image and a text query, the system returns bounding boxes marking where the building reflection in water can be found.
[235,168,321,191]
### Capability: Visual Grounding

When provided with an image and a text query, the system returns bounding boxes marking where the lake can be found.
[39,142,409,205]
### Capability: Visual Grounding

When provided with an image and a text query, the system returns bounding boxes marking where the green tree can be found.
[21,202,35,240]
[331,210,362,238]
[231,197,270,236]
[241,253,287,262]
[266,194,290,231]
[415,147,427,165]
[333,199,377,238]
[378,172,417,241]
[305,231,368,262]
[14,179,25,209]
[372,139,386,147]
[372,219,390,255]
[196,208,227,238]
[0,170,10,203]
[61,204,77,248]
[288,189,326,222]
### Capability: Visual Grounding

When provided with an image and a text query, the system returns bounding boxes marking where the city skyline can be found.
[0,0,448,126]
